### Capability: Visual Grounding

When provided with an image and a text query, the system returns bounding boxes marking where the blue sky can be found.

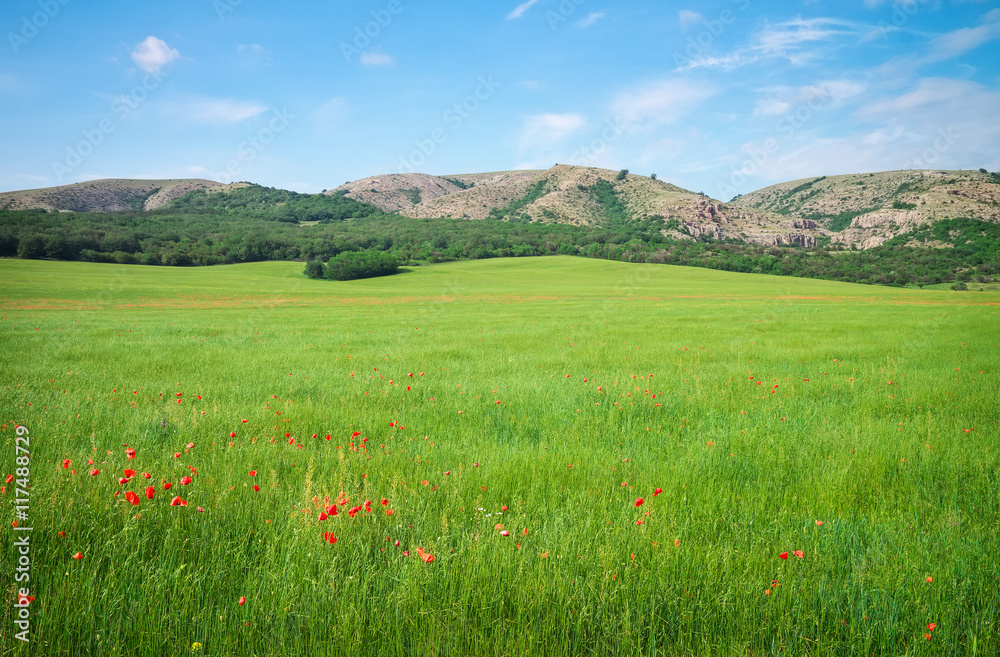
[2,0,998,200]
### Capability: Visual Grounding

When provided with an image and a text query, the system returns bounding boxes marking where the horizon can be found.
[2,1,998,199]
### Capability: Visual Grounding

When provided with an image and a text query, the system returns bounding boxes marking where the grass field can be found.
[2,256,999,656]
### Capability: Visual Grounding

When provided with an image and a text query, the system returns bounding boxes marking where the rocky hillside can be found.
[0,178,223,213]
[331,164,827,248]
[730,169,1000,248]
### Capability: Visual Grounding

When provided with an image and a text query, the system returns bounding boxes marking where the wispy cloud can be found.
[612,79,714,128]
[518,113,586,155]
[131,36,180,74]
[507,0,540,20]
[677,17,866,72]
[310,97,349,135]
[237,43,273,66]
[678,10,703,31]
[360,52,394,66]
[924,8,1000,62]
[172,98,269,124]
[578,12,606,28]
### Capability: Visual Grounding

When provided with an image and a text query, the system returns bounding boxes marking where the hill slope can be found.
[0,178,223,213]
[730,169,1000,248]
[330,164,827,248]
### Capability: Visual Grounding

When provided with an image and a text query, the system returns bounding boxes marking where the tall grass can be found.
[1,257,998,656]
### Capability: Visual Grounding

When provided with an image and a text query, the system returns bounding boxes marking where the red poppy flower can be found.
[779,552,789,560]
[118,477,129,486]
[163,482,172,490]
[386,509,394,516]
[62,459,71,469]
[238,596,246,605]
[124,469,136,478]
[142,472,151,479]
[180,476,192,485]
[249,470,257,476]
[125,448,136,460]
[253,485,260,492]
[145,486,155,500]
[322,532,337,544]
[170,496,183,506]
[72,552,82,560]
[634,498,645,507]
[927,623,936,631]
[654,488,663,497]
[793,550,804,559]
[89,469,100,476]
[125,491,140,506]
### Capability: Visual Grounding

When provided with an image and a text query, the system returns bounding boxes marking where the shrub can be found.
[324,250,399,281]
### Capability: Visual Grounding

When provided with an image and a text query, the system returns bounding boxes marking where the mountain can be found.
[6,167,998,252]
[730,169,1000,248]
[330,164,826,248]
[0,178,223,213]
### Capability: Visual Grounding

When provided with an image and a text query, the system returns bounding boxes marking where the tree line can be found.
[1,183,995,287]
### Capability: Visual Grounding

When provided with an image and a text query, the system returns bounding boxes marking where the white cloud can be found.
[578,12,606,28]
[924,8,1000,62]
[754,17,859,60]
[131,36,180,74]
[518,113,586,155]
[754,99,792,117]
[744,77,1000,183]
[679,17,865,71]
[176,98,268,124]
[507,0,540,20]
[311,97,349,134]
[675,52,761,72]
[678,10,703,31]
[360,52,394,66]
[611,79,714,128]
[800,79,867,106]
[237,43,273,65]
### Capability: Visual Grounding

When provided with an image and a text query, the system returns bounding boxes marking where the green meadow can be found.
[2,256,999,656]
